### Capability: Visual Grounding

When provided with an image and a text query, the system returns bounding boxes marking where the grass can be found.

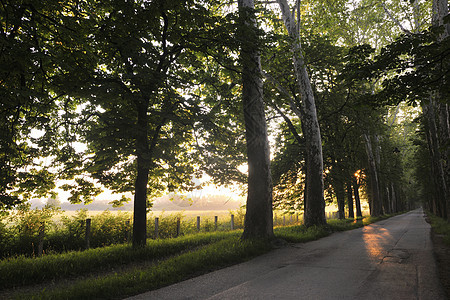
[273,214,393,243]
[0,231,239,289]
[427,213,450,246]
[4,214,397,299]
[15,237,271,300]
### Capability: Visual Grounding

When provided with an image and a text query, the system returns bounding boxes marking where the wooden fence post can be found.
[230,214,234,230]
[37,222,45,257]
[197,216,201,231]
[176,218,181,237]
[155,217,159,239]
[214,216,218,230]
[85,218,91,250]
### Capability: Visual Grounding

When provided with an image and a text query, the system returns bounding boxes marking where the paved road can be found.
[127,208,445,299]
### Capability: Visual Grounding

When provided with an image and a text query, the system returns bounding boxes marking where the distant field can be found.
[58,208,369,219]
[58,209,235,220]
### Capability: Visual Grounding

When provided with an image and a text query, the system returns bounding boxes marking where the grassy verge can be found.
[274,214,394,243]
[16,237,271,300]
[427,213,450,246]
[0,231,239,289]
[5,214,398,299]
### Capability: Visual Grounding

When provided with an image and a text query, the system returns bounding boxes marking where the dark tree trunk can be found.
[373,135,385,214]
[353,178,363,218]
[423,100,447,219]
[439,104,450,219]
[238,0,274,240]
[363,133,383,216]
[390,182,397,213]
[335,179,346,220]
[132,101,150,248]
[347,181,354,219]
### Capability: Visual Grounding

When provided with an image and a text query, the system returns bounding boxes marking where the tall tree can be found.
[0,0,93,210]
[275,0,326,227]
[238,0,274,239]
[430,0,449,219]
[54,0,240,247]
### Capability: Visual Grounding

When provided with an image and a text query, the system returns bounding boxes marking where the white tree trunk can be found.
[276,0,326,226]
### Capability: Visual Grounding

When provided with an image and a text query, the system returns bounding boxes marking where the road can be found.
[127,208,445,299]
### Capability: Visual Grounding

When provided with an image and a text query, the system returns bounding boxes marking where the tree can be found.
[275,0,326,227]
[364,0,449,218]
[238,0,274,239]
[0,0,91,211]
[52,0,242,247]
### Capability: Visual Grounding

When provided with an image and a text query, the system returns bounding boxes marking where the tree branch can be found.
[380,2,412,35]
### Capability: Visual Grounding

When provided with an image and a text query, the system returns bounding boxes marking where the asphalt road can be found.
[127,208,445,299]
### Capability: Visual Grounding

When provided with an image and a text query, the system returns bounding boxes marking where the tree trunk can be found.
[132,101,150,248]
[429,0,450,219]
[373,135,387,214]
[363,133,382,216]
[276,0,326,227]
[439,104,450,219]
[238,0,274,240]
[432,0,450,38]
[390,182,397,213]
[353,178,363,218]
[423,99,448,218]
[334,179,346,219]
[347,181,354,219]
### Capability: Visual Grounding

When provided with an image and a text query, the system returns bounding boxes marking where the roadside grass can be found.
[4,214,398,299]
[274,214,395,243]
[427,213,450,246]
[0,231,239,289]
[15,237,271,300]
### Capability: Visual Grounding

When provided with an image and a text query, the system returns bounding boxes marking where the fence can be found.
[2,210,343,258]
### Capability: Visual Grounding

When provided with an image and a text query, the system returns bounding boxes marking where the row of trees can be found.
[1,0,448,246]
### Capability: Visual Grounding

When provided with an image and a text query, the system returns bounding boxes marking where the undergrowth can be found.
[427,213,450,246]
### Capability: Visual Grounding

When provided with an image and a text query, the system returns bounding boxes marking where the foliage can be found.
[0,0,65,209]
[366,29,450,106]
[2,204,61,257]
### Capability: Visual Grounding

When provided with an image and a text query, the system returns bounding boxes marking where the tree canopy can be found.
[1,0,449,241]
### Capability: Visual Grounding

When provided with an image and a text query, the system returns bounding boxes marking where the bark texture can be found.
[363,133,382,216]
[133,101,150,247]
[425,0,450,219]
[276,0,326,227]
[347,181,354,219]
[353,179,363,218]
[334,178,346,220]
[239,0,274,239]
